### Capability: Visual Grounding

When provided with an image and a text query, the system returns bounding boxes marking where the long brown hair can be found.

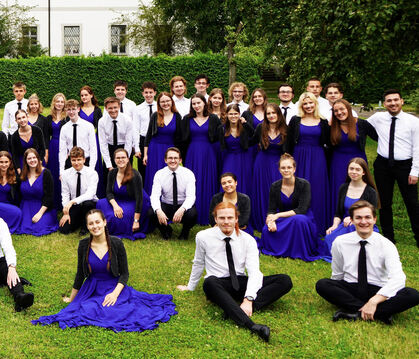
[330,99,357,145]
[79,85,99,107]
[50,93,67,121]
[0,151,17,185]
[85,209,112,272]
[249,88,267,113]
[157,92,176,127]
[208,88,227,123]
[224,104,243,137]
[113,148,133,185]
[189,93,209,118]
[20,148,43,181]
[260,103,287,149]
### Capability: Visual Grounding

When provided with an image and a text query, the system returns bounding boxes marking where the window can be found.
[111,25,127,55]
[22,26,38,46]
[63,26,80,55]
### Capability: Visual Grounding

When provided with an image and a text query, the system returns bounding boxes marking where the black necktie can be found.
[112,120,118,146]
[72,124,77,147]
[388,116,397,167]
[172,172,178,206]
[282,106,289,120]
[17,102,22,110]
[149,104,153,120]
[76,171,81,197]
[224,237,239,291]
[120,102,124,113]
[357,240,369,301]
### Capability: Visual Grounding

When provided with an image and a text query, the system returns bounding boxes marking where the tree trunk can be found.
[227,22,244,87]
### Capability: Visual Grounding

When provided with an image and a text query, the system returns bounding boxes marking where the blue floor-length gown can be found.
[185,120,218,225]
[294,124,330,235]
[251,136,283,232]
[16,170,58,236]
[47,121,62,209]
[259,192,327,261]
[96,183,152,240]
[18,136,33,169]
[144,116,176,194]
[32,249,177,332]
[0,183,22,233]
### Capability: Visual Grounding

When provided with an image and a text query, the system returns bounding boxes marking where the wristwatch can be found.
[245,296,254,301]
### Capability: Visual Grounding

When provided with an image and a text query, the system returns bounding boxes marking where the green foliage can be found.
[0,53,262,106]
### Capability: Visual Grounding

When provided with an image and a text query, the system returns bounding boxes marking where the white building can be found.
[15,0,146,56]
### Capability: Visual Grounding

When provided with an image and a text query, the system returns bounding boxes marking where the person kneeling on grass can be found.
[316,200,419,324]
[177,202,292,342]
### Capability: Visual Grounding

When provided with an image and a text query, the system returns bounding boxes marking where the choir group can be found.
[0,75,418,339]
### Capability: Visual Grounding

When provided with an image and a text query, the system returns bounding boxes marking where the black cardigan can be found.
[144,112,183,147]
[286,116,330,155]
[106,168,143,213]
[209,192,251,228]
[11,126,46,170]
[30,115,49,147]
[268,177,311,215]
[45,115,68,147]
[21,168,54,208]
[79,107,103,129]
[181,113,221,145]
[241,110,260,128]
[218,122,255,151]
[73,236,129,290]
[250,123,286,151]
[334,183,378,219]
[331,119,378,152]
[0,131,8,152]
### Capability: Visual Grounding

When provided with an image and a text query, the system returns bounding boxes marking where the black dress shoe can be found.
[20,277,32,286]
[161,226,173,240]
[251,324,270,342]
[178,229,190,240]
[15,292,34,312]
[378,315,393,325]
[333,310,360,322]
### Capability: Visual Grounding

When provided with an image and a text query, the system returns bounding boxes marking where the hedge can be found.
[0,53,262,107]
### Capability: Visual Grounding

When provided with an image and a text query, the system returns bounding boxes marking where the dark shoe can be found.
[178,229,190,240]
[161,226,173,240]
[20,277,32,286]
[333,310,360,322]
[379,315,393,325]
[251,324,270,342]
[79,228,88,236]
[15,292,34,312]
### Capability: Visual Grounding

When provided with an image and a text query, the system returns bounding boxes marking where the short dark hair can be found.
[195,74,210,84]
[325,82,343,94]
[307,77,321,85]
[220,172,237,182]
[383,89,402,101]
[141,81,157,91]
[70,146,85,159]
[278,83,294,94]
[113,80,128,89]
[165,147,181,159]
[349,200,377,219]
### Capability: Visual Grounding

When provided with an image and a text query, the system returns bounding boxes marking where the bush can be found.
[0,53,262,106]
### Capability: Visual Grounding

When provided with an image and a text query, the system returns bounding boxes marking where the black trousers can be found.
[0,257,24,303]
[316,278,419,321]
[64,156,90,170]
[137,135,146,179]
[149,203,197,236]
[203,274,293,329]
[58,200,96,234]
[374,155,419,244]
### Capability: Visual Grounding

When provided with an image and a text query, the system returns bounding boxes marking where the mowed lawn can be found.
[0,107,418,358]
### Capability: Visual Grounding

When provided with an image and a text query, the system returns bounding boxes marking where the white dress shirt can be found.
[187,226,263,299]
[61,165,98,207]
[98,112,134,168]
[59,117,97,175]
[367,110,419,176]
[331,231,406,298]
[0,219,17,267]
[133,100,157,152]
[280,102,298,124]
[2,98,28,136]
[227,100,249,115]
[173,96,191,118]
[150,165,196,211]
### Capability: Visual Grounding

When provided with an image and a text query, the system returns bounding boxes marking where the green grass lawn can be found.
[1,107,418,358]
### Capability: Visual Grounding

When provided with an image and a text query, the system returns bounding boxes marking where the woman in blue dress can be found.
[287,92,331,235]
[143,92,182,194]
[17,148,58,235]
[250,103,287,232]
[218,104,254,196]
[0,151,22,233]
[260,153,327,261]
[96,148,152,240]
[325,157,379,256]
[183,94,221,225]
[329,99,378,216]
[46,93,67,209]
[208,88,227,123]
[79,85,105,198]
[32,209,177,332]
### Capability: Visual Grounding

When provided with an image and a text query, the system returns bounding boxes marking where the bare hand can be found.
[359,301,377,321]
[32,211,43,223]
[132,221,140,232]
[113,204,124,218]
[240,117,246,124]
[108,167,113,172]
[240,299,253,317]
[408,175,418,185]
[63,202,73,215]
[156,209,168,226]
[266,214,276,224]
[142,155,148,166]
[59,214,71,227]
[7,266,20,289]
[62,296,71,303]
[176,285,189,291]
[173,207,185,223]
[102,292,118,307]
[326,225,338,235]
[135,151,142,159]
[267,221,277,232]
[343,216,352,227]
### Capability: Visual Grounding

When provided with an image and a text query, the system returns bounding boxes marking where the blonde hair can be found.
[297,92,320,119]
[228,82,249,103]
[28,94,44,114]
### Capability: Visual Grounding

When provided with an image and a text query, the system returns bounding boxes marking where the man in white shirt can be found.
[0,218,34,311]
[316,200,419,324]
[59,147,98,235]
[305,77,330,118]
[367,89,419,246]
[170,76,191,118]
[324,83,358,122]
[177,202,293,342]
[113,80,137,122]
[150,147,197,239]
[133,82,157,178]
[227,82,249,115]
[194,74,210,101]
[277,83,297,124]
[98,97,134,172]
[58,99,97,176]
[2,82,29,138]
